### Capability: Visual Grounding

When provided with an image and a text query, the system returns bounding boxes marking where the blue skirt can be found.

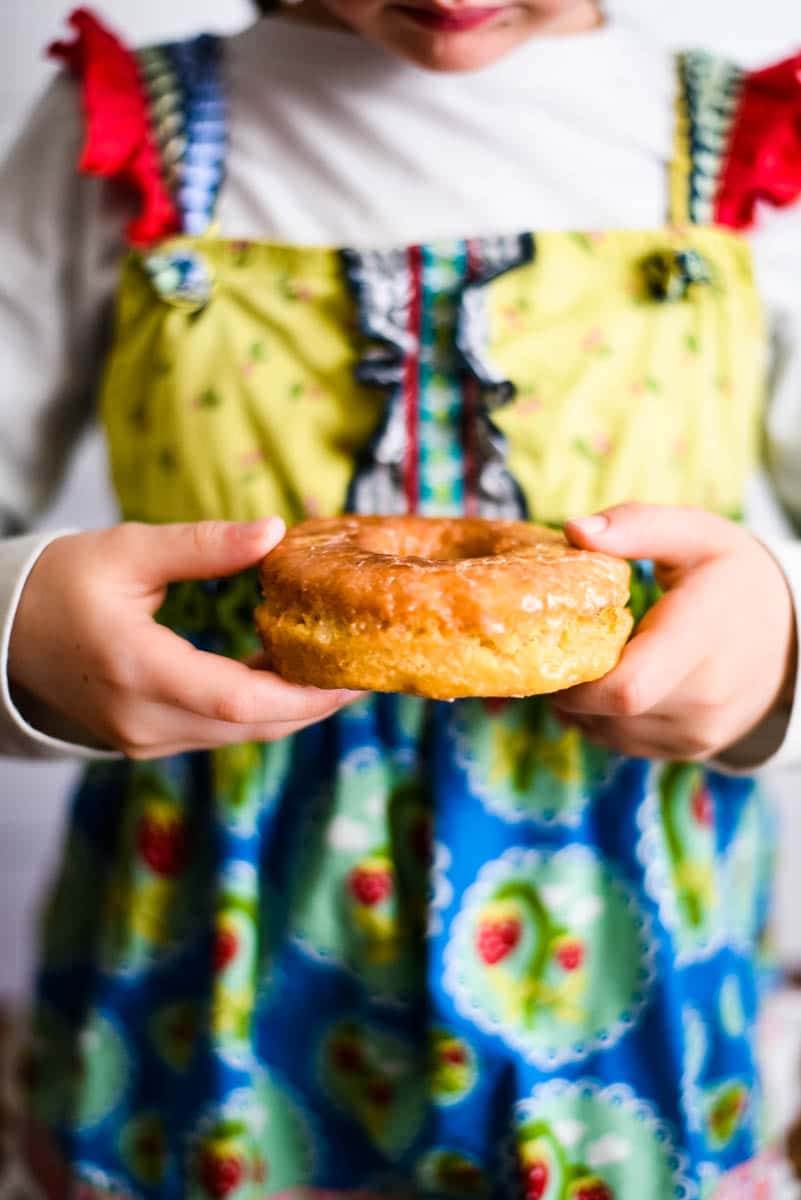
[26,694,772,1200]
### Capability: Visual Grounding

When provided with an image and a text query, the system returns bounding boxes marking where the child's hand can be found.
[552,503,797,761]
[8,519,363,758]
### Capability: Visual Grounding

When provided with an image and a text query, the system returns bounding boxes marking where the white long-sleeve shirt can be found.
[2,16,801,765]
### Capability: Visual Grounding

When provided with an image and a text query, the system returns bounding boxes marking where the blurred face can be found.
[280,0,601,72]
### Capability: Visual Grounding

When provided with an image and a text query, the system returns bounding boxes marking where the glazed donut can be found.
[255,515,633,700]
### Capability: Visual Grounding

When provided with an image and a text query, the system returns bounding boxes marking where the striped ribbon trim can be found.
[136,35,227,237]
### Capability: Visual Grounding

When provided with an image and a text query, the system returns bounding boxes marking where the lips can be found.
[393,4,506,31]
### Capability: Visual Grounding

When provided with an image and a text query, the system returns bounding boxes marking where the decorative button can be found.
[142,246,215,312]
[640,248,713,302]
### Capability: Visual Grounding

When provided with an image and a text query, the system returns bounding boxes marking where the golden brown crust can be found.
[255,515,633,698]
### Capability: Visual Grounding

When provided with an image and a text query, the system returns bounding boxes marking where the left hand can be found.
[551,503,798,761]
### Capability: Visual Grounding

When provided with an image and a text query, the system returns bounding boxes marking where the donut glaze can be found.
[255,515,633,699]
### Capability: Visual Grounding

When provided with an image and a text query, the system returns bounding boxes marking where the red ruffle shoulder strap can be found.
[718,51,801,229]
[50,7,180,246]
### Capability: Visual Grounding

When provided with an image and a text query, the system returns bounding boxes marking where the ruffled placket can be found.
[342,234,533,520]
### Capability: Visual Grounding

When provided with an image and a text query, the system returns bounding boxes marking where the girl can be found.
[2,0,801,1196]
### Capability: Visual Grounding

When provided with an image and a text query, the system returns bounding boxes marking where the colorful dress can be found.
[22,13,801,1200]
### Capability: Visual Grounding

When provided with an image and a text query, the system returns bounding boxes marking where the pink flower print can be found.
[193,388,223,410]
[569,232,605,253]
[517,390,542,415]
[501,304,527,332]
[581,326,613,357]
[239,448,265,469]
[241,342,267,380]
[573,433,612,464]
[284,277,315,303]
[287,378,325,403]
[630,376,661,398]
[589,432,613,457]
[230,240,253,267]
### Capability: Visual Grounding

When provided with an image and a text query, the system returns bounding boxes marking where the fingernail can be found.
[241,517,285,540]
[570,514,609,536]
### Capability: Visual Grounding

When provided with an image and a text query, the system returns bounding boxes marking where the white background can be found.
[0,0,799,1000]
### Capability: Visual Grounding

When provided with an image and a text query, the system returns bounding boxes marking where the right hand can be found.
[8,519,364,759]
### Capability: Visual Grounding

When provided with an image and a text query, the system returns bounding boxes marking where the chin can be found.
[385,25,528,71]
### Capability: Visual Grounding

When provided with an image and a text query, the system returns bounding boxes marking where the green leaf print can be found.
[572,438,602,465]
[568,233,598,254]
[198,388,223,409]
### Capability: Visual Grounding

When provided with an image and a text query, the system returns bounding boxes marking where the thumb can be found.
[121,518,286,588]
[564,503,741,568]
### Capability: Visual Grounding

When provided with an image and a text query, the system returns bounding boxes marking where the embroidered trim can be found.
[50,10,225,245]
[166,36,227,236]
[417,241,470,516]
[135,36,227,238]
[343,236,532,519]
[135,45,186,198]
[342,247,422,516]
[674,51,745,227]
[458,235,534,519]
[404,246,423,512]
[457,234,534,399]
[671,58,693,227]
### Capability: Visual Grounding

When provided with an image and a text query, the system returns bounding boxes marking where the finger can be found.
[103,694,355,759]
[552,574,717,717]
[116,517,286,590]
[245,650,370,703]
[243,648,369,699]
[158,712,350,756]
[564,503,741,570]
[563,713,680,760]
[244,650,276,670]
[143,624,361,726]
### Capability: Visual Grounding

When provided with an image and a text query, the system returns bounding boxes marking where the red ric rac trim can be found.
[461,374,480,517]
[716,52,801,229]
[404,244,423,514]
[461,238,481,517]
[49,7,180,246]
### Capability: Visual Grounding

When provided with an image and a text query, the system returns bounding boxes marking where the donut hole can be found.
[355,522,500,563]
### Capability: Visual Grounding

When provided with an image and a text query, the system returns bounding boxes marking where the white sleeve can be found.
[0,73,130,760]
[0,533,119,759]
[713,202,801,775]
